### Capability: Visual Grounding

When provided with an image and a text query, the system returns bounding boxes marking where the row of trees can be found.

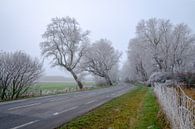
[40,17,121,89]
[0,51,43,100]
[1,17,194,100]
[0,16,121,100]
[122,18,195,82]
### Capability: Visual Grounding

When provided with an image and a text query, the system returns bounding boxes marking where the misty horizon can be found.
[1,0,195,77]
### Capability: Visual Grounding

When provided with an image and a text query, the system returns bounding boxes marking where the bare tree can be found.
[0,52,13,100]
[40,17,89,89]
[124,18,195,82]
[108,63,120,84]
[170,23,195,72]
[0,51,43,100]
[126,38,153,81]
[136,18,173,72]
[135,18,195,73]
[81,39,121,86]
[9,52,43,99]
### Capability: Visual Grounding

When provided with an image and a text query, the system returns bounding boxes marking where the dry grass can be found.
[182,88,195,100]
[157,109,171,129]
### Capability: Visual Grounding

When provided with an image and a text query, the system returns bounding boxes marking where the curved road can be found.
[0,83,134,129]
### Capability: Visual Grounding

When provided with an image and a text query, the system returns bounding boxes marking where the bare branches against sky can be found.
[0,0,194,76]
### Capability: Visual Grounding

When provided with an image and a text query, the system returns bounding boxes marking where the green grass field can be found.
[60,85,163,129]
[37,82,95,91]
[28,81,96,96]
[38,82,77,90]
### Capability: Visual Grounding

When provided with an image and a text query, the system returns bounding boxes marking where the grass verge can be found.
[134,87,160,129]
[60,85,164,129]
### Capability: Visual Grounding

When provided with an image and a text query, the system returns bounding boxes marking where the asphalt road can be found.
[0,83,134,129]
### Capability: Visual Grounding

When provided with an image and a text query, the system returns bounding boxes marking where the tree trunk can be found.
[69,70,83,89]
[1,88,6,100]
[105,75,113,86]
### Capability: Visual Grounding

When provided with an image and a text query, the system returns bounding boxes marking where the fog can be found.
[0,0,194,76]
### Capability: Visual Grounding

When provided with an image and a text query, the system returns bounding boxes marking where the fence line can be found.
[27,87,90,97]
[154,83,195,129]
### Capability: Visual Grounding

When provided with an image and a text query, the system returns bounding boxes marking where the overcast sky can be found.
[0,0,194,77]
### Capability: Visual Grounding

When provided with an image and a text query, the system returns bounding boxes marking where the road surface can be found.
[0,84,134,129]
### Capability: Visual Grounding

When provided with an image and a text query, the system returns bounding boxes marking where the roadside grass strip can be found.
[134,87,161,129]
[60,85,163,129]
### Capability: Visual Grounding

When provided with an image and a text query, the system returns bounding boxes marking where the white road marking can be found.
[53,112,59,115]
[48,96,71,102]
[8,103,41,110]
[95,101,106,107]
[85,100,96,104]
[11,120,39,129]
[106,95,110,98]
[53,106,78,116]
[49,99,56,102]
[48,98,64,102]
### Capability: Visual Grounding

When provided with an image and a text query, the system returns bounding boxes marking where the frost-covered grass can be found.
[37,82,95,90]
[60,85,162,129]
[183,87,195,100]
[28,82,95,96]
[38,82,77,90]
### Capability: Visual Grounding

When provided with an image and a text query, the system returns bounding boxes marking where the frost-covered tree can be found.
[0,51,43,100]
[121,61,133,82]
[135,19,173,72]
[124,18,195,81]
[81,39,121,85]
[40,17,89,89]
[128,38,154,81]
[108,63,120,83]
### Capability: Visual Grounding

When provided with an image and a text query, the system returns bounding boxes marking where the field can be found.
[38,81,95,90]
[60,85,165,129]
[29,81,95,96]
[38,82,77,90]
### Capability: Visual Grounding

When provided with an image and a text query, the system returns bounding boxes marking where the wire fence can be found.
[154,83,195,129]
[24,87,92,98]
